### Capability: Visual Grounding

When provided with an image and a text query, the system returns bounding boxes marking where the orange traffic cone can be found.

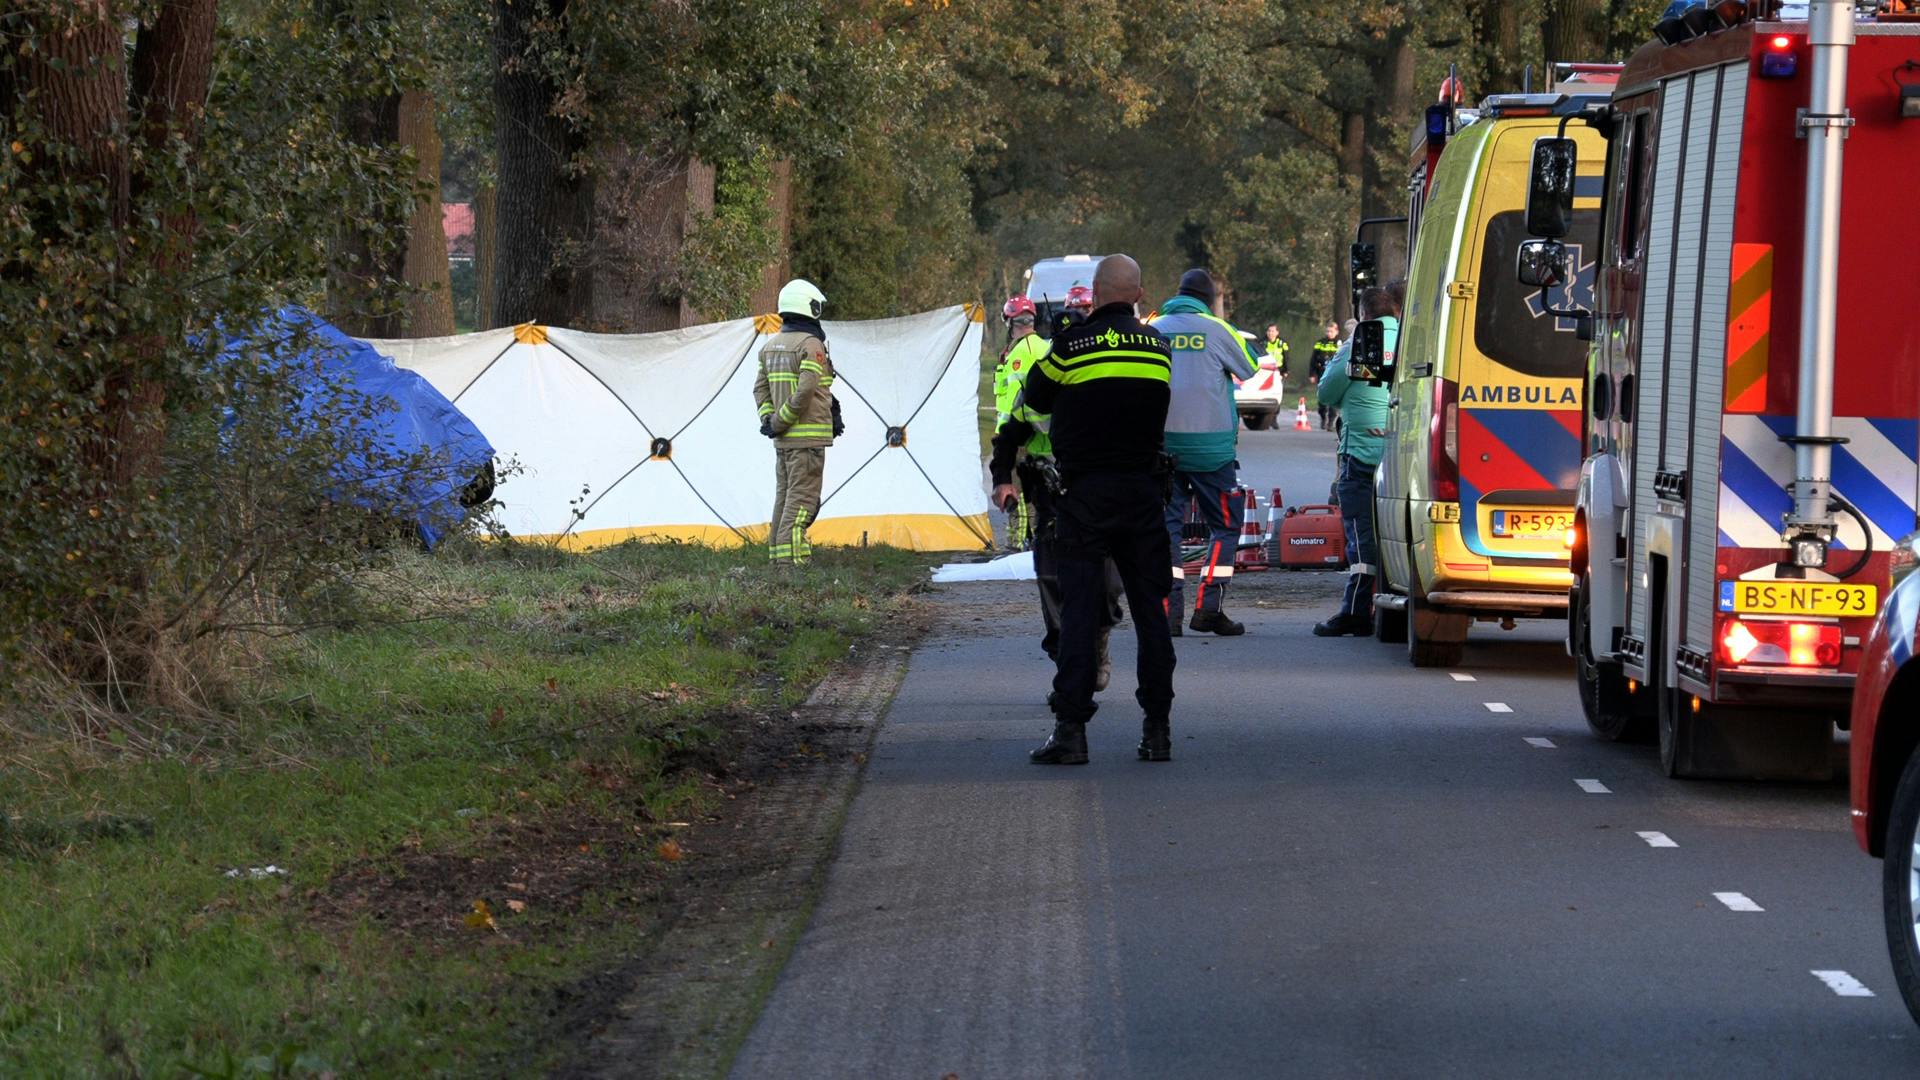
[1293,397,1311,431]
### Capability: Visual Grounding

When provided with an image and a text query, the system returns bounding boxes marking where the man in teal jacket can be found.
[1152,269,1259,636]
[1313,286,1399,637]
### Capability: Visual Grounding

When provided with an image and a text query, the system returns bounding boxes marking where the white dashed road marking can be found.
[1524,737,1555,748]
[1714,892,1764,912]
[1811,970,1875,997]
[1484,702,1513,713]
[1575,779,1611,794]
[1450,673,1477,682]
[1636,831,1678,848]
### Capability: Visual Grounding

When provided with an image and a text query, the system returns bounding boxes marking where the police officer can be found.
[1264,325,1290,377]
[1309,321,1341,429]
[1152,268,1260,636]
[753,280,837,565]
[999,254,1177,765]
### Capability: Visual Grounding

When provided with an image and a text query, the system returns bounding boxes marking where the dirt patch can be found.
[548,606,933,1080]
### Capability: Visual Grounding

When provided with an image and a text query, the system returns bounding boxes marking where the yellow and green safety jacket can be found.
[754,321,836,449]
[995,332,1051,429]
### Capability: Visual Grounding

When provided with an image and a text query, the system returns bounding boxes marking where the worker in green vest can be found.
[994,295,1050,547]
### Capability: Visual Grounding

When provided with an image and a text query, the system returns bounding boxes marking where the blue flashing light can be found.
[1760,36,1798,79]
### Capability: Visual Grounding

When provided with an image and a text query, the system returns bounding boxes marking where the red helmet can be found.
[1002,295,1037,321]
[1065,285,1094,312]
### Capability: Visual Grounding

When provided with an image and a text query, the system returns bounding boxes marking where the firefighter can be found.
[1309,321,1341,429]
[1313,286,1399,636]
[1063,284,1095,321]
[754,279,837,565]
[1264,325,1290,378]
[993,295,1049,548]
[988,379,1123,693]
[1152,268,1259,636]
[995,254,1177,766]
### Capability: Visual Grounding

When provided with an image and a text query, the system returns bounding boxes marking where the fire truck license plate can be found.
[1717,580,1877,616]
[1490,510,1572,540]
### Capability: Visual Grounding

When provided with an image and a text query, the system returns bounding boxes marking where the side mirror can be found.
[1525,136,1578,239]
[1350,319,1393,385]
[1349,242,1378,292]
[1516,238,1570,288]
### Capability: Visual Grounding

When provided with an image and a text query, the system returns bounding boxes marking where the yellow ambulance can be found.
[1372,85,1612,666]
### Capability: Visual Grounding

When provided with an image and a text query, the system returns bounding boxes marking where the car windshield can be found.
[1025,258,1100,304]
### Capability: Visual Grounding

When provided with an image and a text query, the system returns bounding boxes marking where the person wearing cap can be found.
[1150,268,1260,636]
[754,279,837,565]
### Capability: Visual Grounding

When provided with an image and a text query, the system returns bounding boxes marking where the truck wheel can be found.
[1407,592,1466,668]
[1882,748,1920,1026]
[1657,687,1834,780]
[1375,599,1408,644]
[1574,574,1649,743]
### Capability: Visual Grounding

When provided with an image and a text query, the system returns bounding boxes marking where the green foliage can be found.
[671,150,781,321]
[0,6,431,697]
[0,543,930,1074]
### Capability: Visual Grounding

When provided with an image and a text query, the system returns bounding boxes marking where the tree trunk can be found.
[1477,0,1527,95]
[1544,0,1613,66]
[328,90,405,338]
[398,88,454,337]
[474,183,498,331]
[491,0,593,328]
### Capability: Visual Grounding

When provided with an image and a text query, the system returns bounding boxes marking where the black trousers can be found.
[1051,471,1176,724]
[1021,462,1122,659]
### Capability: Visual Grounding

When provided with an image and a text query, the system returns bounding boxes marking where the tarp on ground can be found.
[367,305,992,552]
[220,306,495,548]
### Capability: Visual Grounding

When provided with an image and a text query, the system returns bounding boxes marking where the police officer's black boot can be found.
[1189,610,1246,636]
[1137,716,1171,762]
[1030,721,1089,765]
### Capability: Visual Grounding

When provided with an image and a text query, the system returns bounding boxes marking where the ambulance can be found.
[1370,73,1619,667]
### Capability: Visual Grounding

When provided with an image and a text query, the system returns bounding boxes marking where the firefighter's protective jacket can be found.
[754,315,836,449]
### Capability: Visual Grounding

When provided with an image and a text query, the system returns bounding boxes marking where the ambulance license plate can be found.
[1490,509,1572,540]
[1717,580,1877,617]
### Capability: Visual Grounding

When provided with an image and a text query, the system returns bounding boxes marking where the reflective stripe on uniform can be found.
[783,424,833,438]
[1038,349,1173,385]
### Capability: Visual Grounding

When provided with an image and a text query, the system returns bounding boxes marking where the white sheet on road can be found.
[930,551,1035,582]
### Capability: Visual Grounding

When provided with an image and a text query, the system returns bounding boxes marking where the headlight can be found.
[1892,531,1919,588]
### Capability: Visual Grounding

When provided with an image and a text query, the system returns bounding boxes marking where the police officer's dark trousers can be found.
[1021,461,1123,660]
[1052,471,1176,727]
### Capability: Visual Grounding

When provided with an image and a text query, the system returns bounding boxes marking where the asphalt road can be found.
[734,425,1916,1077]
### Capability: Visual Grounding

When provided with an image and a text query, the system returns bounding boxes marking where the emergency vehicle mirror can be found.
[1516,238,1570,289]
[1350,319,1392,385]
[1350,242,1378,292]
[1525,137,1578,239]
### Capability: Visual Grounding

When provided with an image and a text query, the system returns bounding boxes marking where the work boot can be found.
[1094,629,1112,692]
[1311,612,1371,637]
[1030,721,1089,765]
[1190,610,1246,636]
[1137,717,1172,762]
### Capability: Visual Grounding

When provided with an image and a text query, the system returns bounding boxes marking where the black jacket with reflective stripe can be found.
[1022,302,1171,476]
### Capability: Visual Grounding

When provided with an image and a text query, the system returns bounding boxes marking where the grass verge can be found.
[0,540,931,1076]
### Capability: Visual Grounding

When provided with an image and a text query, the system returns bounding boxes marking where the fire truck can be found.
[1522,0,1920,778]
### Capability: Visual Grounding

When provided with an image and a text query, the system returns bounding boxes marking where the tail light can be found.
[1718,617,1842,668]
[1430,377,1459,502]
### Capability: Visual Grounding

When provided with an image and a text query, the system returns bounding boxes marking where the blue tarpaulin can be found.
[220,307,495,548]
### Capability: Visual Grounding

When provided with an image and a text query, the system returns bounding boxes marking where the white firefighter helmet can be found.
[777,279,827,319]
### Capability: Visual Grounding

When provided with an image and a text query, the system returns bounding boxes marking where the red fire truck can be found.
[1523,0,1920,778]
